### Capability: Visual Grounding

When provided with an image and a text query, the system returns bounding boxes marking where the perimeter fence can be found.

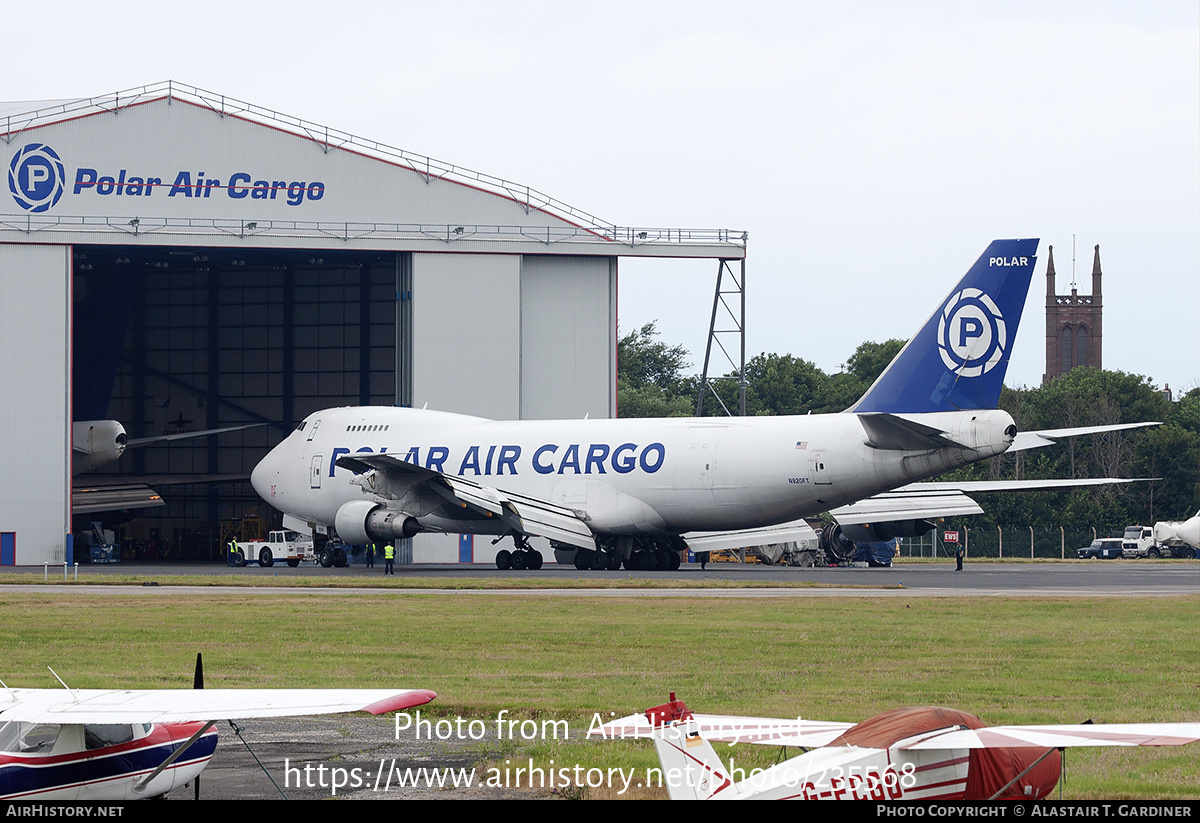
[897,527,1119,560]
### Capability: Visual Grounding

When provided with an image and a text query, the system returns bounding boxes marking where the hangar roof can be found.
[1,81,745,258]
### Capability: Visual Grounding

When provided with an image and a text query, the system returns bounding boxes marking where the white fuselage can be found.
[252,406,1016,540]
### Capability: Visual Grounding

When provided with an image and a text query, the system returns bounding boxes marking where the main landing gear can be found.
[571,536,684,572]
[491,534,685,572]
[494,533,543,570]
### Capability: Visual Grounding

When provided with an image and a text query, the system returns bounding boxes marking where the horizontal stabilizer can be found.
[126,423,267,448]
[1008,421,1160,453]
[590,712,853,748]
[857,413,969,450]
[683,520,818,552]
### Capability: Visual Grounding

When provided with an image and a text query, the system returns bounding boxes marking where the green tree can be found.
[616,322,694,418]
[742,353,828,416]
[846,339,906,386]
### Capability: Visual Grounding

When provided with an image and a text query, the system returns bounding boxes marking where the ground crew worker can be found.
[383,543,395,575]
[229,538,240,567]
[365,543,375,568]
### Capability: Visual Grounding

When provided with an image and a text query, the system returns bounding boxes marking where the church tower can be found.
[1044,243,1104,382]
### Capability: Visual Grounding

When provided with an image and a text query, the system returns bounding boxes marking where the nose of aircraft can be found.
[250,445,279,503]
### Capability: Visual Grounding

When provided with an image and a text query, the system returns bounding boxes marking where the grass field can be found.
[2,591,1197,799]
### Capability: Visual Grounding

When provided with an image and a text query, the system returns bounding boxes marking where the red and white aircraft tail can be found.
[643,694,738,800]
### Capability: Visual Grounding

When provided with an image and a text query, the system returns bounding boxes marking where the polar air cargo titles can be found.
[72,169,326,204]
[6,141,325,214]
[251,239,1155,571]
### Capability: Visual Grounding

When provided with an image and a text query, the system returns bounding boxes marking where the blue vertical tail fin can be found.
[848,239,1039,413]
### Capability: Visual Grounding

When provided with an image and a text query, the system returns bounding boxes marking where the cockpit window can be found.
[84,724,135,750]
[295,422,307,432]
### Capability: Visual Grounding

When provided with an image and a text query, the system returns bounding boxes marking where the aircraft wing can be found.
[589,712,853,748]
[830,478,1141,527]
[336,453,596,549]
[901,723,1200,750]
[0,688,436,725]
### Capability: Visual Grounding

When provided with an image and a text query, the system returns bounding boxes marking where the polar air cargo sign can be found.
[8,143,325,214]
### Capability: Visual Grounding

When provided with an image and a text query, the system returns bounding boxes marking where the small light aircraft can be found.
[591,693,1200,800]
[0,664,435,800]
[250,239,1154,570]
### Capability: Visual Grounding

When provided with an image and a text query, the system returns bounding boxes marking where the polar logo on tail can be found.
[936,287,1007,377]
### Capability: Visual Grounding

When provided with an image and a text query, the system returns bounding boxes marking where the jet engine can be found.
[334,500,423,545]
[838,519,936,543]
[820,519,935,563]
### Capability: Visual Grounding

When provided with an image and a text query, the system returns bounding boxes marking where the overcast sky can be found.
[5,1,1197,394]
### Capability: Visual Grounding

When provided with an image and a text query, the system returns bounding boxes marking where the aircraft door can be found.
[672,425,725,490]
[306,419,321,441]
[808,449,832,485]
[310,455,322,489]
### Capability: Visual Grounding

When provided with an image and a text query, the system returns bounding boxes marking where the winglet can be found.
[849,239,1039,414]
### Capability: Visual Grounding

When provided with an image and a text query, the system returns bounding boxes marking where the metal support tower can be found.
[695,258,746,416]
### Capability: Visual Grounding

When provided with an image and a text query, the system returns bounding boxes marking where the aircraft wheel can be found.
[574,549,591,570]
[510,550,528,571]
[667,551,681,571]
[259,548,274,568]
[528,550,543,570]
[654,550,671,571]
[496,549,512,570]
[286,558,300,568]
[606,550,622,570]
[589,549,607,571]
[319,548,334,568]
[333,547,348,567]
[233,550,246,568]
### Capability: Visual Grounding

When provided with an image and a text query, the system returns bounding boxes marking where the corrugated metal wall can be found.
[519,255,615,420]
[410,253,522,419]
[0,244,71,562]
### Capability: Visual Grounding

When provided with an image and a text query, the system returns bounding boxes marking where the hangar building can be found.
[0,81,745,566]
